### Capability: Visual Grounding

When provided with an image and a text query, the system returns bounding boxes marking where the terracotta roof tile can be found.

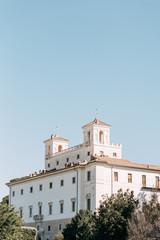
[82,118,111,128]
[96,157,160,171]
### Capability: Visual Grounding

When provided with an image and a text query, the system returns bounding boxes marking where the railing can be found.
[33,215,43,221]
[45,143,85,158]
[45,141,122,159]
[109,143,122,147]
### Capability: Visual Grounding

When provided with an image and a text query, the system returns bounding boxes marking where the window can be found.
[72,177,76,184]
[155,176,159,188]
[60,201,64,213]
[48,225,51,231]
[87,151,90,156]
[56,161,59,166]
[87,171,91,181]
[39,184,42,191]
[59,224,62,231]
[128,173,132,183]
[58,145,62,152]
[29,206,33,218]
[77,154,80,159]
[30,187,33,193]
[99,131,104,143]
[19,207,23,218]
[48,145,50,154]
[66,158,69,162]
[87,198,91,210]
[12,191,15,197]
[113,152,117,157]
[142,175,146,188]
[72,201,75,212]
[21,189,23,195]
[39,205,42,215]
[88,131,90,143]
[37,225,39,231]
[49,182,53,189]
[60,180,64,186]
[114,172,118,181]
[48,203,52,215]
[48,163,50,168]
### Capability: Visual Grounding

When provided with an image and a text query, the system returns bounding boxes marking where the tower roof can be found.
[82,118,111,129]
[44,135,69,143]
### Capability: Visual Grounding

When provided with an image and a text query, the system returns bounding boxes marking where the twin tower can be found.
[44,118,122,170]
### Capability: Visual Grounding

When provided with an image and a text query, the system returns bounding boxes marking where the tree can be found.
[54,232,64,240]
[95,189,135,240]
[0,196,24,240]
[128,193,160,240]
[63,210,96,240]
[0,195,37,240]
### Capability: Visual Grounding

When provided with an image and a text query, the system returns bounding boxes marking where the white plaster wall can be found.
[95,164,160,209]
[10,170,79,223]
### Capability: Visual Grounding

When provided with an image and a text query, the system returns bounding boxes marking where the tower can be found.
[44,134,69,160]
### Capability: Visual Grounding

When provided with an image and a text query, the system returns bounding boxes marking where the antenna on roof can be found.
[95,108,98,120]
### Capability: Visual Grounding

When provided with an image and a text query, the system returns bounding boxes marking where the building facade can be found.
[7,118,160,240]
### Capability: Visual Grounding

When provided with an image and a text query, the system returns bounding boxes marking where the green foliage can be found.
[128,193,160,240]
[1,195,9,204]
[54,232,64,240]
[0,198,24,240]
[0,196,37,240]
[21,227,37,240]
[10,176,30,183]
[95,189,135,240]
[63,210,96,240]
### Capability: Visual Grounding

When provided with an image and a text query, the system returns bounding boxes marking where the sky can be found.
[0,0,160,201]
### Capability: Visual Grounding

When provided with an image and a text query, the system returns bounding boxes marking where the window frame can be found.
[114,172,118,182]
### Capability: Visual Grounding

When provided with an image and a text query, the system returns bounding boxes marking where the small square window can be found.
[57,161,59,166]
[113,152,117,157]
[21,189,23,195]
[66,158,69,162]
[48,225,51,231]
[87,151,90,156]
[48,163,50,168]
[39,184,43,191]
[72,177,76,184]
[60,180,64,186]
[49,182,53,189]
[87,171,91,181]
[12,191,15,197]
[30,187,33,193]
[77,154,80,159]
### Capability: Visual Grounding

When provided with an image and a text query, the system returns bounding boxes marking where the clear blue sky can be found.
[0,0,160,201]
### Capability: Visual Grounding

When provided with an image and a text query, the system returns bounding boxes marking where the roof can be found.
[82,118,111,128]
[7,156,160,187]
[44,135,69,143]
[95,157,160,171]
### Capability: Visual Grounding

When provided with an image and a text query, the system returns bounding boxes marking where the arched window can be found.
[48,146,50,154]
[58,145,62,152]
[99,131,104,143]
[88,131,90,143]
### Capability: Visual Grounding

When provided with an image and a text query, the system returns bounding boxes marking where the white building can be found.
[6,118,160,240]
